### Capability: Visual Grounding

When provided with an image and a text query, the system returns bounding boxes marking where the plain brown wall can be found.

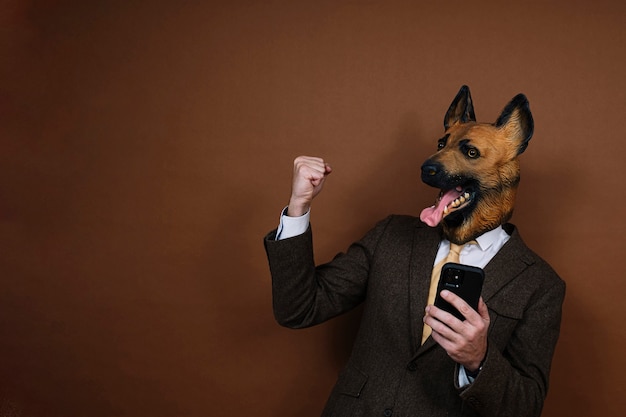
[1,0,625,416]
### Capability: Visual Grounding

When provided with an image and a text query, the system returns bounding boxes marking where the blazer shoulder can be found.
[384,214,438,233]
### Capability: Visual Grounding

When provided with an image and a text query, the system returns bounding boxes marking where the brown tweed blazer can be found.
[264,215,565,417]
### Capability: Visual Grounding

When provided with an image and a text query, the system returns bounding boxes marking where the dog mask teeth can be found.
[453,192,470,207]
[443,192,471,214]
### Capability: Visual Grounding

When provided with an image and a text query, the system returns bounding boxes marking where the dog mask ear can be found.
[444,85,476,130]
[495,94,534,155]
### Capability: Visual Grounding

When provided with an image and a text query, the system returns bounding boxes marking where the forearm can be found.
[264,227,323,328]
[264,216,392,328]
[458,343,544,416]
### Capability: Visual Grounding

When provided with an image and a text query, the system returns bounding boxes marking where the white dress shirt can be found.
[275,207,511,386]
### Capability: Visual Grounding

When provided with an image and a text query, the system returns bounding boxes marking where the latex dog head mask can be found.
[420,85,534,244]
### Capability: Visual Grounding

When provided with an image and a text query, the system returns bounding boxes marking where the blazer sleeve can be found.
[263,217,392,329]
[457,260,566,417]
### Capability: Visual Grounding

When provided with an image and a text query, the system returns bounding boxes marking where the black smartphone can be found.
[434,262,485,321]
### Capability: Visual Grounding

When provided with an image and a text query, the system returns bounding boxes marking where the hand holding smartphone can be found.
[434,263,485,321]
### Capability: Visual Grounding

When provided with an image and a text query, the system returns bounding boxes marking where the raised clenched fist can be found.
[287,156,332,217]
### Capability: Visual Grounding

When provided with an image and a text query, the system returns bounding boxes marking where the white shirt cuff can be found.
[276,207,310,240]
[458,365,475,387]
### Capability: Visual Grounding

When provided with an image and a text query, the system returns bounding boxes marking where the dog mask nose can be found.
[421,161,440,177]
[421,160,444,186]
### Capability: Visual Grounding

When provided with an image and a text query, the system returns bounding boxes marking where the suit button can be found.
[407,362,417,372]
[468,397,482,408]
[383,409,393,417]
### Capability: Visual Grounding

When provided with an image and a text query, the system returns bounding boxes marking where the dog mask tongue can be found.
[420,188,463,227]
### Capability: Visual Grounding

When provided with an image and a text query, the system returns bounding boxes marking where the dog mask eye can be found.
[459,139,480,159]
[437,135,449,150]
[467,148,479,158]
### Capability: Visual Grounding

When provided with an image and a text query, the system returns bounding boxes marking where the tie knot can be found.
[449,243,463,256]
[448,240,478,262]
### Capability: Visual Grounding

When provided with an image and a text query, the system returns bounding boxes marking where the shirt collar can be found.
[474,225,505,251]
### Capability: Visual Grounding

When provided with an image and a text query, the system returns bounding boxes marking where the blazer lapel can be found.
[408,225,442,355]
[482,227,535,303]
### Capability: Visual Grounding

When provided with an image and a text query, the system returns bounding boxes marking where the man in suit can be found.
[264,87,565,417]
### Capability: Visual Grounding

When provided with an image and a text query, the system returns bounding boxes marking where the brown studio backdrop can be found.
[1,1,625,416]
